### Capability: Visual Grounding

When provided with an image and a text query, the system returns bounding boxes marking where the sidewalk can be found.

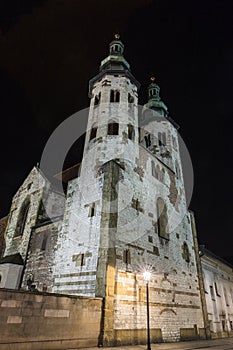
[74,338,233,350]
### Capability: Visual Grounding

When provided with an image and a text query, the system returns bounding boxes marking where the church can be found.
[0,35,233,346]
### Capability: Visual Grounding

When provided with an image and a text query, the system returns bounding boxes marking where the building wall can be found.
[0,289,102,350]
[0,216,7,257]
[22,220,62,292]
[4,167,48,261]
[201,252,233,338]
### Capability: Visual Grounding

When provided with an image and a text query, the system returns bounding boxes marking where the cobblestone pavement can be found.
[69,338,233,350]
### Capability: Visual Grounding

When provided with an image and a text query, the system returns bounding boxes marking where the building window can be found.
[88,203,96,217]
[158,132,166,146]
[222,320,226,331]
[214,282,221,297]
[90,127,97,141]
[128,124,134,140]
[0,274,2,283]
[94,92,101,106]
[210,285,215,301]
[81,254,85,267]
[108,122,119,136]
[110,90,120,102]
[41,234,48,251]
[148,236,153,243]
[230,321,233,330]
[224,287,229,306]
[123,249,131,265]
[115,91,120,102]
[128,93,134,104]
[15,198,30,237]
[145,134,151,148]
[182,242,190,263]
[156,197,169,239]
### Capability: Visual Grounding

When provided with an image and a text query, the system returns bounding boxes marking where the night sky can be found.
[0,0,233,258]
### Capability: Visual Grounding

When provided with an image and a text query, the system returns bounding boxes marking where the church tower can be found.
[52,36,204,344]
[53,35,141,296]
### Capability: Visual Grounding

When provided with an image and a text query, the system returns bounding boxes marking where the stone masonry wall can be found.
[0,289,102,350]
[22,221,62,292]
[0,216,7,257]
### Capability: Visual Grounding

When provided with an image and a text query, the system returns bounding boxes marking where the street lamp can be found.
[143,271,151,350]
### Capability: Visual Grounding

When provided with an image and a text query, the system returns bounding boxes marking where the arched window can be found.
[108,122,119,136]
[94,92,101,106]
[156,197,169,239]
[145,134,151,148]
[128,124,134,140]
[15,198,30,237]
[115,91,120,102]
[110,90,120,103]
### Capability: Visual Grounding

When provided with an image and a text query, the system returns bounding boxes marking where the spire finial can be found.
[114,33,120,40]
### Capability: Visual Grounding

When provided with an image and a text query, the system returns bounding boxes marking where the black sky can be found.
[0,0,233,257]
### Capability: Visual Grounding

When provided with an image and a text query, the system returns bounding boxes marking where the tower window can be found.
[108,122,119,136]
[144,134,151,148]
[123,249,131,265]
[128,124,134,140]
[81,254,85,267]
[110,90,120,103]
[90,127,97,141]
[128,93,134,104]
[182,242,190,263]
[115,91,120,102]
[148,236,153,243]
[158,132,166,146]
[94,92,101,106]
[156,197,169,240]
[88,203,96,217]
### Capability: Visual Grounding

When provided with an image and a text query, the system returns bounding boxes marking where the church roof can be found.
[54,162,81,183]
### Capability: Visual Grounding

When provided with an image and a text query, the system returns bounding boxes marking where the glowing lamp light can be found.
[143,271,151,282]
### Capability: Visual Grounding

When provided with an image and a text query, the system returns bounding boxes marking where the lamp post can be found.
[143,271,151,350]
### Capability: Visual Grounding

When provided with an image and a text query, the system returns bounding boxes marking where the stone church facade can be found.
[0,36,232,345]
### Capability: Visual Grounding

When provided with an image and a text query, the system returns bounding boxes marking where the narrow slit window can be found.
[94,92,101,106]
[88,203,96,217]
[115,91,120,102]
[128,124,134,140]
[110,90,115,102]
[15,199,30,237]
[145,134,151,148]
[81,254,85,266]
[41,234,48,251]
[90,127,97,141]
[162,132,166,145]
[123,249,131,265]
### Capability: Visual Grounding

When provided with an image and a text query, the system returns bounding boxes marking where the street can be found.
[73,338,233,350]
